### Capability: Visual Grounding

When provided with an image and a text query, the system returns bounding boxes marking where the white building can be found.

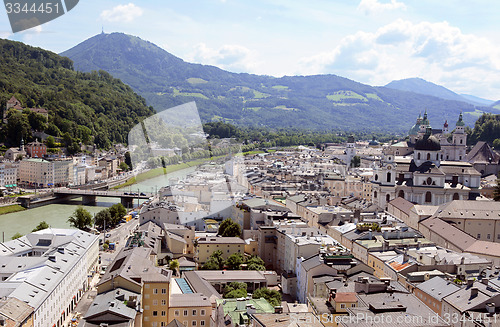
[0,163,18,187]
[0,228,99,327]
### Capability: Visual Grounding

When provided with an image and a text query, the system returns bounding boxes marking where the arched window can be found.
[398,190,404,198]
[453,193,459,200]
[386,194,390,203]
[374,191,378,198]
[418,153,421,160]
[374,174,378,181]
[460,139,463,144]
[387,172,391,183]
[425,191,432,203]
[436,153,439,160]
[427,153,431,160]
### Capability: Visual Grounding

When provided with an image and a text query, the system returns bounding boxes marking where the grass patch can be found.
[464,109,487,118]
[366,93,383,101]
[173,88,209,99]
[272,85,289,90]
[245,107,262,112]
[273,105,297,111]
[327,91,366,102]
[5,192,34,198]
[253,90,270,99]
[187,77,208,84]
[0,204,26,215]
[494,105,500,110]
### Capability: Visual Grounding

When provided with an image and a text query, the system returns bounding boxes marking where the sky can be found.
[1,0,499,100]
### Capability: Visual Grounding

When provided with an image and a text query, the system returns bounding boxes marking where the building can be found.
[168,293,211,327]
[0,228,99,327]
[19,158,73,188]
[195,237,245,266]
[4,138,26,161]
[0,163,18,188]
[413,276,461,315]
[25,140,47,158]
[214,298,274,327]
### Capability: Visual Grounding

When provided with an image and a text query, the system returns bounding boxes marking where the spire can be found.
[20,136,24,151]
[456,112,465,126]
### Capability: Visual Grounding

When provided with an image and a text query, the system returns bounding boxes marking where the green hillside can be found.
[0,38,154,149]
[61,32,491,132]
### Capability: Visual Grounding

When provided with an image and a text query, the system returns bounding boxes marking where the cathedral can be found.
[372,112,481,209]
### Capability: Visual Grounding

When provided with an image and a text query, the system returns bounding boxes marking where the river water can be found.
[0,166,197,241]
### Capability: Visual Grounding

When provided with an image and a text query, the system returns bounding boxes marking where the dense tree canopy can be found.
[218,219,241,237]
[68,207,93,230]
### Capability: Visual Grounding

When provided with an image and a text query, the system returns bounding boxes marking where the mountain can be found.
[0,38,154,148]
[61,32,492,132]
[384,77,493,107]
[460,94,495,106]
[491,100,500,110]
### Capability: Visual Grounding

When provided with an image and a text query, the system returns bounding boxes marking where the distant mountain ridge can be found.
[385,77,495,107]
[61,32,497,132]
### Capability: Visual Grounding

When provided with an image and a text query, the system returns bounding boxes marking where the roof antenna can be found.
[101,26,104,34]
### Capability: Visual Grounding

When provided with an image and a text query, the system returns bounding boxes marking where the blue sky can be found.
[1,0,499,99]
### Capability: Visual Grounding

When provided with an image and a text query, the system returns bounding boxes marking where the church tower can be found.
[414,127,441,167]
[443,120,449,134]
[452,113,466,161]
[345,134,356,166]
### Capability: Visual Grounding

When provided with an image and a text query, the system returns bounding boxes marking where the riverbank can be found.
[112,155,229,190]
[0,204,26,215]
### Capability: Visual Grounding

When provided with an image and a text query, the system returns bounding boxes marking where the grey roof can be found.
[84,290,137,321]
[197,237,245,244]
[416,277,460,301]
[183,271,221,303]
[167,319,186,327]
[169,293,211,308]
[442,281,500,313]
[193,270,266,283]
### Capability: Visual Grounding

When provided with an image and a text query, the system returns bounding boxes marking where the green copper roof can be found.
[456,112,465,126]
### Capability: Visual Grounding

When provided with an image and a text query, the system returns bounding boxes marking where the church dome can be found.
[415,134,441,151]
[408,123,420,136]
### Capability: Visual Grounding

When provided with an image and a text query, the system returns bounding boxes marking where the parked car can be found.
[140,192,146,196]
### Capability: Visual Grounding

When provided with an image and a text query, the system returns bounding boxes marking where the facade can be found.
[0,229,99,327]
[25,140,47,158]
[19,158,54,187]
[142,275,171,327]
[0,163,18,188]
[168,293,211,327]
[195,237,245,266]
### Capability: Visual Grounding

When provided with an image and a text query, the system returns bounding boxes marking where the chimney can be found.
[486,303,495,314]
[470,287,479,298]
[274,306,283,314]
[481,278,489,286]
[466,278,474,287]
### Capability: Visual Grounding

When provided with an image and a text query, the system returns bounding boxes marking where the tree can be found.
[11,232,23,240]
[169,259,179,276]
[45,135,56,148]
[68,206,93,230]
[253,288,282,307]
[32,221,49,232]
[94,209,112,229]
[246,255,266,271]
[350,155,361,168]
[218,219,241,237]
[226,253,244,270]
[494,175,500,201]
[125,151,133,169]
[202,250,225,270]
[224,282,248,298]
[119,162,129,172]
[109,203,127,226]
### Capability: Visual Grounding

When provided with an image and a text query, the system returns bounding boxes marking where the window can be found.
[425,192,432,203]
[487,234,491,240]
[426,177,432,185]
[192,321,197,326]
[418,153,421,160]
[374,174,378,181]
[184,310,188,316]
[386,172,391,183]
[193,309,197,316]
[351,303,356,307]
[200,321,205,326]
[398,190,404,198]
[427,153,431,160]
[175,310,180,317]
[153,288,158,294]
[161,299,166,306]
[161,311,166,316]
[436,153,439,160]
[152,311,158,316]
[153,300,158,306]
[386,194,390,203]
[201,309,206,316]
[161,323,166,327]
[477,234,481,239]
[453,193,459,200]
[374,191,377,198]
[161,288,167,294]
[340,304,346,308]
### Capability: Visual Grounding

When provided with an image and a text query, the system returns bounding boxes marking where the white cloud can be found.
[358,0,406,15]
[300,19,500,98]
[189,43,259,73]
[100,3,143,23]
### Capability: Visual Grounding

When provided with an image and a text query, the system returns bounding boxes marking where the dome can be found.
[456,113,465,126]
[415,134,441,151]
[408,123,420,136]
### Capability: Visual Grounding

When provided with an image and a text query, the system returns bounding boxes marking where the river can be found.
[0,165,197,241]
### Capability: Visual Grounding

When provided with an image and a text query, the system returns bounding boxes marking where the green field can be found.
[465,109,487,118]
[272,85,289,90]
[245,107,262,112]
[273,105,297,111]
[366,93,383,101]
[0,204,26,215]
[327,91,366,102]
[187,77,208,84]
[173,88,209,99]
[253,90,270,99]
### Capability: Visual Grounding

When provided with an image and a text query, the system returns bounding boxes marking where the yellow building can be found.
[168,293,212,327]
[331,292,357,313]
[195,237,245,266]
[142,273,172,327]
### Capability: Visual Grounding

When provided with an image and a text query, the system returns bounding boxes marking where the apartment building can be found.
[0,228,99,327]
[168,294,211,327]
[195,237,245,266]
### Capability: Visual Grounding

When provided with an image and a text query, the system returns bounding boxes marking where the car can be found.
[105,233,111,238]
[100,265,108,275]
[140,192,146,196]
[124,192,129,195]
